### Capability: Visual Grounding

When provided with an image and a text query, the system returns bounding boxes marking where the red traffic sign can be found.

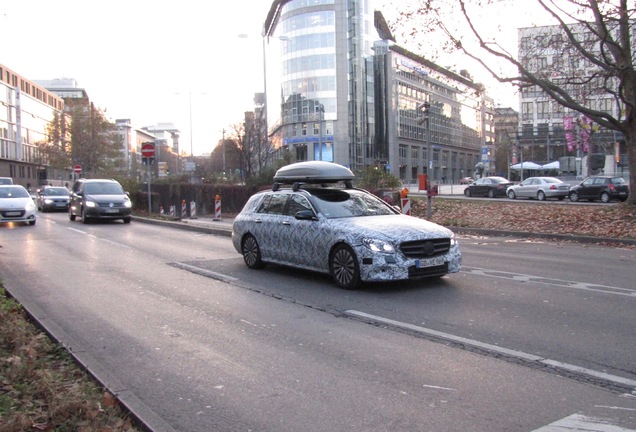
[141,142,155,158]
[73,165,82,174]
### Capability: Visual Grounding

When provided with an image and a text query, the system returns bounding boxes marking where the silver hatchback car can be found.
[232,162,461,289]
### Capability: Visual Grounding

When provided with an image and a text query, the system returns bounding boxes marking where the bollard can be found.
[159,205,164,215]
[169,205,175,217]
[401,197,411,215]
[190,201,197,219]
[213,195,222,221]
[400,187,410,215]
[181,199,187,218]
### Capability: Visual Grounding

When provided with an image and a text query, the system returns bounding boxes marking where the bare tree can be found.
[393,0,636,204]
[67,102,121,177]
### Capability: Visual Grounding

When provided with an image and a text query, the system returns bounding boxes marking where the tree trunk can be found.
[625,127,636,206]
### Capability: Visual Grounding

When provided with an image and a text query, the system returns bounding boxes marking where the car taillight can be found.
[549,185,557,190]
[609,184,616,191]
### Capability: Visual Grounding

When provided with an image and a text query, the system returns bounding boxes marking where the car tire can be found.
[330,244,361,290]
[537,190,546,201]
[507,190,516,199]
[123,217,132,224]
[464,188,471,197]
[69,210,76,221]
[600,192,610,203]
[569,192,579,202]
[28,220,36,226]
[81,208,90,224]
[242,234,265,269]
[488,189,495,198]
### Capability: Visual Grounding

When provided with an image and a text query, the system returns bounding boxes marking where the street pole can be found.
[147,161,152,214]
[222,128,226,178]
[318,104,324,161]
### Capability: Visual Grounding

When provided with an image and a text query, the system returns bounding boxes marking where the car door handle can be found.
[254,219,262,224]
[282,221,290,226]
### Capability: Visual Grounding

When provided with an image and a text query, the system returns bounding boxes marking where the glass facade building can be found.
[263,0,493,182]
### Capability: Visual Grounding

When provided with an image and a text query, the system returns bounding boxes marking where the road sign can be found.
[141,143,155,158]
[73,165,82,174]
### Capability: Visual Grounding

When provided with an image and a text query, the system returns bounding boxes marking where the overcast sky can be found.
[2,0,540,156]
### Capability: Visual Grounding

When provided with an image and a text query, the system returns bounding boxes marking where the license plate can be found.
[5,211,21,216]
[105,209,119,213]
[415,256,445,268]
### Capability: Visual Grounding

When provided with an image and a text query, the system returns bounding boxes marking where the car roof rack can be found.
[272,161,355,191]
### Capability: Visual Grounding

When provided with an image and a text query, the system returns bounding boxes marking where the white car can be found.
[232,161,461,289]
[506,176,570,201]
[0,185,37,226]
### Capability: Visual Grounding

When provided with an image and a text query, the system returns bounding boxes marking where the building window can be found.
[537,101,550,119]
[522,102,534,121]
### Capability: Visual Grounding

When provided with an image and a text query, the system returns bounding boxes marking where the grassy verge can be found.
[0,285,141,432]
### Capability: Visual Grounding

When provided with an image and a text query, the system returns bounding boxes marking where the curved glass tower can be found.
[264,0,380,169]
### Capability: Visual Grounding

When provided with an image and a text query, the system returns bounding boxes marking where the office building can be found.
[262,0,494,182]
[0,64,67,187]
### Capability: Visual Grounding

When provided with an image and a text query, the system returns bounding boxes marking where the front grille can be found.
[408,263,448,278]
[400,238,451,259]
[97,202,126,208]
[1,210,26,218]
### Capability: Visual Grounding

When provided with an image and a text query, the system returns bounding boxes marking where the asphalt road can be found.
[1,212,635,432]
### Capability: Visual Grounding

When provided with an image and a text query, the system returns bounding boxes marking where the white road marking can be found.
[344,310,636,390]
[530,413,636,431]
[463,266,636,297]
[169,262,238,283]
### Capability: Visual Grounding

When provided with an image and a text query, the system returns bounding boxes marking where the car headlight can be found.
[124,200,132,208]
[363,238,395,253]
[450,231,458,247]
[44,198,54,204]
[85,200,98,208]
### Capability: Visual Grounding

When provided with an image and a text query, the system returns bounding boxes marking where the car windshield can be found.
[84,182,124,195]
[610,178,626,185]
[309,189,396,219]
[0,186,29,199]
[44,187,69,196]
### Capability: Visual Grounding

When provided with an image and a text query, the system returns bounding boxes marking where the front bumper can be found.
[358,243,462,282]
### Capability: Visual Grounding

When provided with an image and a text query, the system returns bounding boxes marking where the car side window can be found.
[286,194,312,216]
[257,193,288,215]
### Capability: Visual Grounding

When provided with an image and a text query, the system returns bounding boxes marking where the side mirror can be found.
[295,209,317,221]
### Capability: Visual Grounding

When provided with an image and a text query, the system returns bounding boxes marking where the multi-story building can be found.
[517,24,627,175]
[1,64,67,188]
[494,107,520,178]
[262,0,494,182]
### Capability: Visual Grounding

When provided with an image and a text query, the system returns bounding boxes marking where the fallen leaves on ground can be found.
[411,198,636,240]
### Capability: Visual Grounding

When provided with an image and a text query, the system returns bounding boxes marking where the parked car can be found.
[463,176,513,198]
[569,176,629,203]
[37,186,71,212]
[506,177,570,201]
[69,178,132,223]
[0,185,37,226]
[459,176,474,184]
[0,177,13,185]
[232,161,461,289]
